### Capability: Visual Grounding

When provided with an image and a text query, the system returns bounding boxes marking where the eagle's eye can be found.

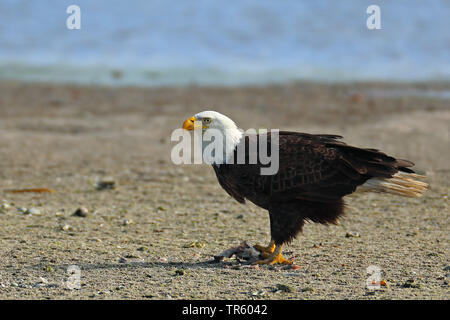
[202,118,212,125]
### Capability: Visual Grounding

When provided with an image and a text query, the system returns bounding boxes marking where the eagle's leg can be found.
[253,240,275,258]
[252,244,292,265]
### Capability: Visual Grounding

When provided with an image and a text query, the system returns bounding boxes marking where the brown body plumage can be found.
[213,131,427,246]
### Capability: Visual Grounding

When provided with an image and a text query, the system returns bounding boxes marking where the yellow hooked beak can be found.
[182,116,196,130]
[182,116,207,130]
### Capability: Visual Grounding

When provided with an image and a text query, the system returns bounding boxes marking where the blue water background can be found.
[0,0,449,86]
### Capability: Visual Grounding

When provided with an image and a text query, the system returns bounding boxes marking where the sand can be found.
[0,80,448,300]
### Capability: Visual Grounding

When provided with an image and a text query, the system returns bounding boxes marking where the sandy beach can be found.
[0,80,448,300]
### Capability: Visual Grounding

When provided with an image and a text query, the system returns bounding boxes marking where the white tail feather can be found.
[357,172,428,198]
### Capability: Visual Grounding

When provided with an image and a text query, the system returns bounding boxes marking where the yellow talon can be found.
[254,240,275,258]
[253,244,292,265]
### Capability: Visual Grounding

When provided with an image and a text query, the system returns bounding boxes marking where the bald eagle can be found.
[181,111,428,265]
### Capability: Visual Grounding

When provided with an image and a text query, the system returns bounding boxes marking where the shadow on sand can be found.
[27,259,231,273]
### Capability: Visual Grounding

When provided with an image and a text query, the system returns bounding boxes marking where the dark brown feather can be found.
[213,131,418,245]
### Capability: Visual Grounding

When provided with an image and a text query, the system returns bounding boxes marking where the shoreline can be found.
[2,77,450,88]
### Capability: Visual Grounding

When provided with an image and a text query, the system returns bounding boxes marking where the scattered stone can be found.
[33,277,50,288]
[95,177,116,190]
[17,207,28,214]
[345,231,360,238]
[275,284,294,293]
[122,219,133,226]
[42,266,54,273]
[25,208,42,216]
[183,241,206,249]
[61,224,73,231]
[119,257,128,263]
[402,278,422,289]
[72,207,88,217]
[137,246,149,252]
[251,289,265,296]
[39,277,48,284]
[301,287,314,293]
[55,211,65,217]
[0,201,11,211]
[174,269,186,276]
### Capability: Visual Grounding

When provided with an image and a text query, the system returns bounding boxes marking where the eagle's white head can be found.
[182,110,243,165]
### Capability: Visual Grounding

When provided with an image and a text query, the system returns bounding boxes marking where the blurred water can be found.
[0,0,449,86]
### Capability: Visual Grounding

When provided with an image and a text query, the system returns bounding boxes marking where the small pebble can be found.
[251,290,265,296]
[1,201,11,210]
[119,257,128,263]
[174,269,186,276]
[26,208,41,215]
[275,284,293,293]
[72,207,88,217]
[43,266,54,273]
[122,219,133,226]
[183,241,206,248]
[95,178,116,190]
[39,277,48,284]
[61,224,72,231]
[403,278,422,288]
[345,231,360,238]
[17,207,27,214]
